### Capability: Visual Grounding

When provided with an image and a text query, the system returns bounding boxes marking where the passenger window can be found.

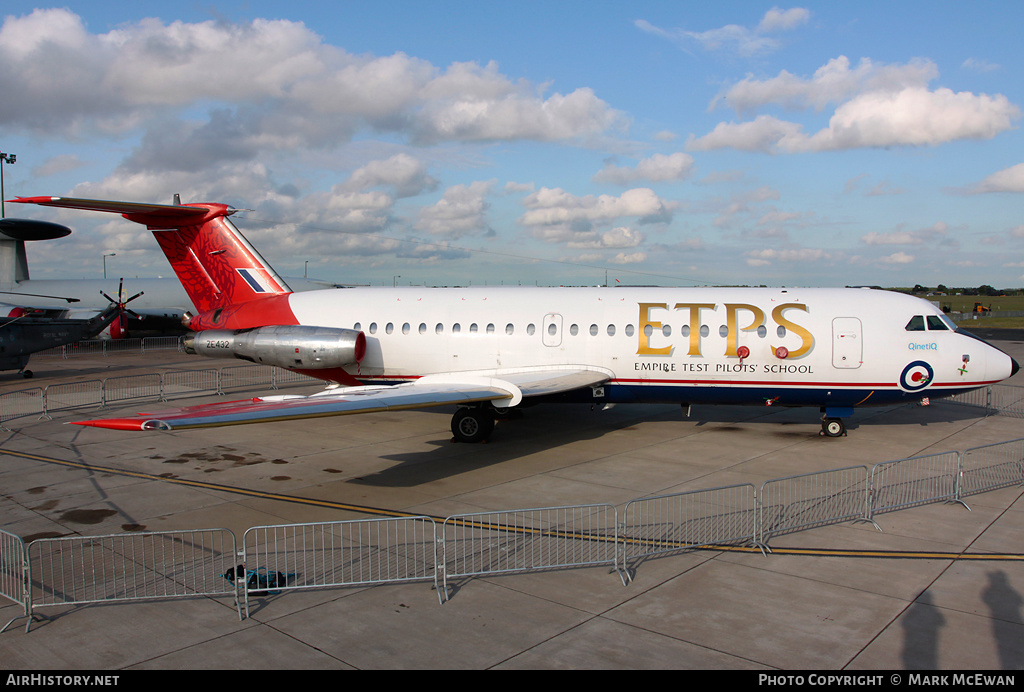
[369,322,377,334]
[607,324,616,337]
[470,323,478,333]
[527,323,536,336]
[354,322,361,331]
[402,323,410,335]
[926,315,948,331]
[435,323,444,335]
[486,323,495,334]
[590,324,599,336]
[505,323,514,335]
[419,323,427,334]
[570,324,579,336]
[453,323,461,334]
[625,325,635,337]
[905,316,926,331]
[386,322,394,334]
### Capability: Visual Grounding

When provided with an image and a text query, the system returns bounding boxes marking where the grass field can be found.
[917,294,1024,330]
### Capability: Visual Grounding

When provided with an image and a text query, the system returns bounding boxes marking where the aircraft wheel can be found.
[821,418,845,437]
[22,370,33,379]
[451,407,495,443]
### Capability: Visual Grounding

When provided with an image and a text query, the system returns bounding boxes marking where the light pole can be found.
[103,253,116,279]
[393,275,400,287]
[0,152,15,218]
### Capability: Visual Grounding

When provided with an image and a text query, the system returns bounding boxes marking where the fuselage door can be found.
[542,313,562,347]
[832,317,862,369]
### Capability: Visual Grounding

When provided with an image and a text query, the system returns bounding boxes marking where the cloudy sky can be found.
[1,2,1022,288]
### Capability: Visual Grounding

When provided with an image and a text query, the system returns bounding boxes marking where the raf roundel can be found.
[899,360,934,392]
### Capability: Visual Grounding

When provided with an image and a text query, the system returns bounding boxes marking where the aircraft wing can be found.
[71,368,611,431]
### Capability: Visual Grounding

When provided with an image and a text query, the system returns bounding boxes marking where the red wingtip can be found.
[71,418,147,431]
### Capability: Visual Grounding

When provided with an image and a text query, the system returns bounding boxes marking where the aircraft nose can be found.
[1012,357,1020,378]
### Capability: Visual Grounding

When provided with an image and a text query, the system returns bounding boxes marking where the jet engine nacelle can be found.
[185,325,366,370]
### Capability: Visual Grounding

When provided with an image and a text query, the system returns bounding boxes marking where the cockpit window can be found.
[926,315,949,331]
[905,315,926,331]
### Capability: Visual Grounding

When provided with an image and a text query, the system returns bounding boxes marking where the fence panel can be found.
[869,451,962,517]
[620,484,758,565]
[272,368,324,389]
[42,380,103,416]
[441,504,619,600]
[141,336,184,353]
[220,365,276,392]
[104,374,162,405]
[960,438,1024,497]
[989,385,1024,418]
[242,517,438,613]
[27,529,241,625]
[161,369,221,400]
[0,388,43,427]
[0,529,30,633]
[758,467,871,543]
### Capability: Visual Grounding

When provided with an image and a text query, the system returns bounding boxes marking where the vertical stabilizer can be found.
[7,198,291,314]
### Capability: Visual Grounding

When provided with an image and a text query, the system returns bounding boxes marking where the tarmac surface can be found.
[1,334,1023,670]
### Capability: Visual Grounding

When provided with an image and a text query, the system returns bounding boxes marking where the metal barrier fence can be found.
[440,504,620,600]
[0,529,29,633]
[758,467,873,544]
[0,363,324,428]
[2,439,1023,631]
[36,336,185,359]
[960,438,1024,497]
[619,484,758,571]
[944,383,1024,418]
[23,529,241,630]
[868,451,963,518]
[241,517,439,614]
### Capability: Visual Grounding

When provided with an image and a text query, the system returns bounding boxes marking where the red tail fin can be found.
[9,197,291,314]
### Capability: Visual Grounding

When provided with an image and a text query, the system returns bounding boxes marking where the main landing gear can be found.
[820,417,846,438]
[451,406,496,443]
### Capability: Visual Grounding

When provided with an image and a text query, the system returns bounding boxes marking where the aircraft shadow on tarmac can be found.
[347,399,994,488]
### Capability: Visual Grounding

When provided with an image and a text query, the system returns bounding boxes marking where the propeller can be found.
[100,278,145,321]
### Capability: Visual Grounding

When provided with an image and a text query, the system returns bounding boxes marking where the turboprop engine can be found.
[184,325,366,370]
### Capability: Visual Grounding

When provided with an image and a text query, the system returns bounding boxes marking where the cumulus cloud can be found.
[636,7,809,57]
[691,56,1020,153]
[879,252,915,264]
[0,9,625,150]
[592,153,695,185]
[342,154,439,198]
[962,162,1024,194]
[518,187,675,250]
[415,181,494,238]
[519,187,676,230]
[745,247,832,264]
[860,223,951,246]
[566,226,646,250]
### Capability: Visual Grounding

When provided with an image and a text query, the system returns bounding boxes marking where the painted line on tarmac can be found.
[5,447,1023,562]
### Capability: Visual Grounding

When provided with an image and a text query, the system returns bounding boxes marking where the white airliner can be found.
[10,195,1020,440]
